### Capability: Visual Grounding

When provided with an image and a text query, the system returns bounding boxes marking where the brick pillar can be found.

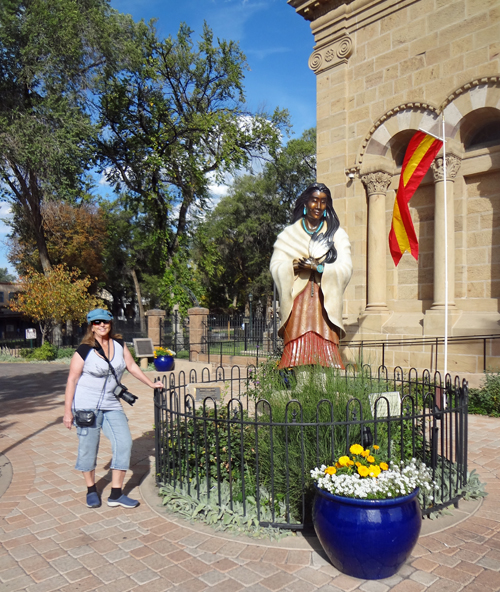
[146,309,166,347]
[188,307,209,361]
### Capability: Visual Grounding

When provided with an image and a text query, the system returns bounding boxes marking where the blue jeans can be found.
[75,409,132,472]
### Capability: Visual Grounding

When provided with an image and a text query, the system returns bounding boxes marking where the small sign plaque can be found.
[195,386,221,402]
[133,338,154,358]
[25,328,36,340]
[369,392,401,418]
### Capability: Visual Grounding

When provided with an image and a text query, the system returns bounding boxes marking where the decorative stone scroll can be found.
[361,171,392,196]
[308,35,353,74]
[430,154,462,182]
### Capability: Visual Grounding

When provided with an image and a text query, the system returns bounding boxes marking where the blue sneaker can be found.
[107,494,139,508]
[86,491,101,508]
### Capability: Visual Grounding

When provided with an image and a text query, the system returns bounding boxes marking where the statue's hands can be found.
[293,258,315,273]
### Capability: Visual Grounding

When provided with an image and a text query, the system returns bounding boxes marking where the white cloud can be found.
[246,47,291,60]
[0,202,12,236]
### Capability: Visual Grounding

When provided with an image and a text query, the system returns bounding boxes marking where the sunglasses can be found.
[91,320,111,326]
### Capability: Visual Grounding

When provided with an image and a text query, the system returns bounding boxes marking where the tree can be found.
[0,268,16,282]
[0,0,139,273]
[97,22,289,268]
[194,174,285,310]
[7,201,107,280]
[101,198,165,327]
[9,265,103,343]
[194,128,316,311]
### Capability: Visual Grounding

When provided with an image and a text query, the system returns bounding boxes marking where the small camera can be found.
[113,384,138,406]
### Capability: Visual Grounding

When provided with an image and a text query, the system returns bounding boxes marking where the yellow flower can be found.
[325,466,336,475]
[367,455,375,463]
[380,462,389,471]
[338,456,350,467]
[373,445,380,450]
[349,444,364,455]
[355,461,361,467]
[358,466,369,477]
[361,450,370,458]
[346,459,354,466]
[368,465,381,477]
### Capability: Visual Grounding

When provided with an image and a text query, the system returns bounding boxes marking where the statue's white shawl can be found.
[270,219,353,339]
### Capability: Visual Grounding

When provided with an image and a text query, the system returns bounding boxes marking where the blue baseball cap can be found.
[87,308,113,323]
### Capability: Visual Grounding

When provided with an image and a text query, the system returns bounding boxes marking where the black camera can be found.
[113,384,138,406]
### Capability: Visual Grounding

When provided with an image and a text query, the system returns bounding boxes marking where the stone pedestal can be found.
[188,307,209,362]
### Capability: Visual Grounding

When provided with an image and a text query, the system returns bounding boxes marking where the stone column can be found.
[188,307,209,362]
[361,171,392,311]
[146,309,166,347]
[430,154,462,309]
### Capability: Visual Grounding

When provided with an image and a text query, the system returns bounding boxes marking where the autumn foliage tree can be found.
[8,201,107,280]
[9,265,103,343]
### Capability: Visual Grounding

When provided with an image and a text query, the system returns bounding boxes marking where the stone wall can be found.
[289,0,500,374]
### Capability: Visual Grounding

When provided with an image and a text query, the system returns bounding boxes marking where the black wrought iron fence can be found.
[161,312,189,354]
[154,364,469,530]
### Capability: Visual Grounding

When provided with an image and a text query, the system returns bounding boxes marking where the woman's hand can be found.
[151,381,164,389]
[63,411,74,430]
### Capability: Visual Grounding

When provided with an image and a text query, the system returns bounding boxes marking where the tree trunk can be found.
[130,269,146,334]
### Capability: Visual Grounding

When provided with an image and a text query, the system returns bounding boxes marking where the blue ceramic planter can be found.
[154,355,174,372]
[313,485,421,580]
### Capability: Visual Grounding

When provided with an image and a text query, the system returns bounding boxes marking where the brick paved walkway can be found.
[0,362,499,592]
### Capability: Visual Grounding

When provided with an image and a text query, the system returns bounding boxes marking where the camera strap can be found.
[94,341,121,383]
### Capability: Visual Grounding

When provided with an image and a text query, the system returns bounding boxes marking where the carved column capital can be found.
[431,154,462,182]
[309,35,353,75]
[361,171,392,196]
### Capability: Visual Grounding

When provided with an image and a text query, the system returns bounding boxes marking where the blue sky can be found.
[0,0,317,276]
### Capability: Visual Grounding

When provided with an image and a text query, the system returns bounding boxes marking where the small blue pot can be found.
[154,355,174,372]
[313,485,422,580]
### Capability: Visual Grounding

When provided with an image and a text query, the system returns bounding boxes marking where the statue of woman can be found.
[270,182,352,369]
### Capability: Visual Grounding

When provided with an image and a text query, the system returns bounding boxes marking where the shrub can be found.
[28,342,57,361]
[468,372,500,417]
[177,350,189,359]
[56,347,75,359]
[128,345,139,364]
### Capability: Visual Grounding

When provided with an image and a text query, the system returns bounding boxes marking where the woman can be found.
[270,183,352,369]
[63,308,163,509]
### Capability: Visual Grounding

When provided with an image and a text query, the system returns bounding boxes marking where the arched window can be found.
[460,107,500,151]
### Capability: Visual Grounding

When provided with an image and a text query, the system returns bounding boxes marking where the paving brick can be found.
[64,567,94,583]
[226,565,263,585]
[294,566,332,586]
[259,571,297,591]
[410,570,440,585]
[359,581,390,592]
[247,561,280,577]
[389,581,426,591]
[130,567,160,584]
[160,564,193,584]
[472,569,500,589]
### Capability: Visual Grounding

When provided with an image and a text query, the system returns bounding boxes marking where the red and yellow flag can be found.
[389,131,443,266]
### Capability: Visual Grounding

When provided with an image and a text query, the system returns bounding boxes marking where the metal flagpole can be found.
[419,115,448,376]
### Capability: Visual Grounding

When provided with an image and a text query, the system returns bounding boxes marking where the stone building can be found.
[289,0,500,375]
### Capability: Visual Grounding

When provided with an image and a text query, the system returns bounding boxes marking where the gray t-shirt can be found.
[74,340,126,410]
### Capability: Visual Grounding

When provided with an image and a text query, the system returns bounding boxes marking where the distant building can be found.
[0,281,31,342]
[290,0,500,374]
